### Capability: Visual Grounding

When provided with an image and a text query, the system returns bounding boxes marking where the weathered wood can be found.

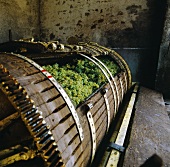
[0,53,130,167]
[93,99,105,123]
[45,105,70,129]
[64,142,83,166]
[96,115,107,147]
[38,96,65,117]
[51,116,76,143]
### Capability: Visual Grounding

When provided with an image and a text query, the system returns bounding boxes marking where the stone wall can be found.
[156,1,170,98]
[0,0,164,47]
[40,0,163,48]
[0,0,39,43]
[0,0,167,90]
[0,0,164,48]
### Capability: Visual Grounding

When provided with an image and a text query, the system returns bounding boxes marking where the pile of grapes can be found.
[43,58,120,106]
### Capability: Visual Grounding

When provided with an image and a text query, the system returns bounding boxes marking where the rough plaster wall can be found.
[0,0,165,89]
[156,1,170,98]
[40,0,161,48]
[0,0,39,43]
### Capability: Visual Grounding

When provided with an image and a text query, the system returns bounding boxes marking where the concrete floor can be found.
[122,87,170,167]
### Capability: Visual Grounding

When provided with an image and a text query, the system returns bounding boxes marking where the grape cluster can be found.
[99,57,120,76]
[43,57,119,107]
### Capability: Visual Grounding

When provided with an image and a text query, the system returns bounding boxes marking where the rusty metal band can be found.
[87,42,120,105]
[103,92,110,132]
[86,111,96,162]
[79,43,120,111]
[79,43,119,112]
[89,42,109,55]
[123,72,128,92]
[92,45,124,70]
[112,77,120,110]
[81,43,105,55]
[14,54,84,142]
[79,53,117,117]
[81,43,128,106]
[93,57,120,112]
[110,50,132,89]
[118,74,124,102]
[92,56,119,113]
[78,42,100,56]
[88,42,132,89]
[88,43,124,68]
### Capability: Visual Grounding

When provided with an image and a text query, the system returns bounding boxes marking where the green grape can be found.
[43,57,120,107]
[99,57,120,76]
